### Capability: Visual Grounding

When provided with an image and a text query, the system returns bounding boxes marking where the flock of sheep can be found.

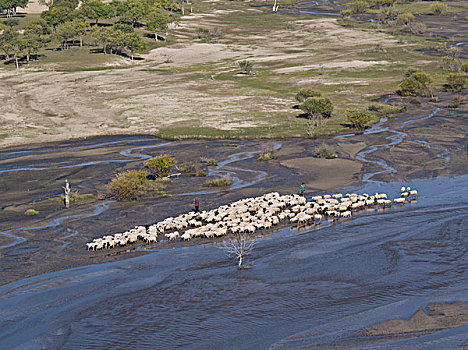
[86,187,418,251]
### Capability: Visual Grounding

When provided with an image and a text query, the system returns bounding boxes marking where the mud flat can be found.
[0,93,466,285]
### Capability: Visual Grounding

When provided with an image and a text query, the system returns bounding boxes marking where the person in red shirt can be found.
[194,197,200,212]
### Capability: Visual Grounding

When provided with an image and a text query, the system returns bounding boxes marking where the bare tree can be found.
[223,232,255,269]
[273,0,279,12]
[63,179,71,209]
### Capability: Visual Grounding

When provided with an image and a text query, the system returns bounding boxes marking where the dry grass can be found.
[202,177,232,187]
[258,150,276,161]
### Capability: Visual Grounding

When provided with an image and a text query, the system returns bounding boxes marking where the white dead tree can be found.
[63,179,71,209]
[273,0,279,12]
[223,232,255,269]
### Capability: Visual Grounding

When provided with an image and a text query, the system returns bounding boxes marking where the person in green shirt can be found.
[300,183,306,196]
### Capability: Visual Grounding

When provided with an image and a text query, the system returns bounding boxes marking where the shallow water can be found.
[0,175,466,349]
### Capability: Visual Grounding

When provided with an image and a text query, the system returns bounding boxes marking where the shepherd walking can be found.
[300,183,306,197]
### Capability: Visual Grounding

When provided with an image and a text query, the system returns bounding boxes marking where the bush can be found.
[340,9,352,16]
[144,155,176,177]
[203,177,232,187]
[238,60,254,75]
[295,88,321,103]
[447,95,465,108]
[108,170,148,201]
[25,209,39,216]
[179,163,197,173]
[315,148,337,159]
[196,26,222,42]
[300,97,333,121]
[398,70,431,96]
[347,0,368,14]
[461,62,468,73]
[445,73,466,91]
[200,157,218,166]
[346,110,372,130]
[60,192,94,204]
[430,2,448,15]
[258,150,275,161]
[368,103,406,117]
[440,56,462,72]
[195,169,207,177]
[153,184,171,197]
[396,13,414,25]
[409,22,426,34]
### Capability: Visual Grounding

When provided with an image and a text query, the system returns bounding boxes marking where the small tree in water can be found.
[223,232,255,269]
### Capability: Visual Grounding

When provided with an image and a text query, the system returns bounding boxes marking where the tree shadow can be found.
[296,112,311,119]
[89,22,113,27]
[143,33,166,41]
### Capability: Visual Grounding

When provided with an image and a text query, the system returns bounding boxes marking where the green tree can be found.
[0,0,28,18]
[56,21,77,49]
[295,88,321,103]
[299,97,333,124]
[144,155,176,177]
[3,18,19,28]
[79,0,112,24]
[41,5,74,32]
[121,0,148,27]
[25,19,52,37]
[346,110,371,130]
[123,31,145,60]
[21,32,41,64]
[91,25,112,53]
[114,23,134,33]
[0,27,16,59]
[6,37,23,69]
[72,19,88,46]
[146,8,167,41]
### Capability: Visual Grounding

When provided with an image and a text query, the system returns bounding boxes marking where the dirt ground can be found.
[0,0,421,147]
[364,302,468,337]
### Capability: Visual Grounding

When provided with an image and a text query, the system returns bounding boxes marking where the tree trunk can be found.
[238,255,242,269]
[131,51,134,60]
[154,31,158,41]
[14,55,18,70]
[63,180,71,209]
[80,36,83,47]
[181,5,184,15]
[27,53,30,65]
